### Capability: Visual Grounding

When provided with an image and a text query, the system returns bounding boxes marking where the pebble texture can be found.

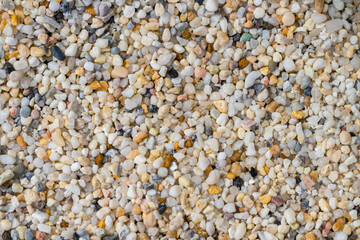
[0,0,359,239]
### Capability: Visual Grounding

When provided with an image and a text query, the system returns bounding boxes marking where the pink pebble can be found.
[150,88,156,95]
[241,120,256,130]
[177,95,187,102]
[31,109,40,119]
[194,67,206,78]
[9,106,17,117]
[36,231,46,240]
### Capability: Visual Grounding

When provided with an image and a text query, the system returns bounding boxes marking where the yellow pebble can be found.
[141,104,148,113]
[75,67,85,76]
[214,100,228,113]
[137,75,149,85]
[30,47,46,57]
[332,221,343,231]
[99,81,108,91]
[8,51,19,59]
[39,138,48,146]
[94,154,104,166]
[208,185,222,194]
[304,232,316,240]
[259,194,272,204]
[292,110,304,119]
[11,15,19,26]
[226,173,236,180]
[98,220,105,228]
[16,136,26,149]
[89,81,101,89]
[0,20,7,31]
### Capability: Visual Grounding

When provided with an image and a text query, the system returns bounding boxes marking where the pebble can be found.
[205,0,218,11]
[0,154,16,165]
[111,66,128,78]
[245,71,261,88]
[339,131,351,145]
[282,12,295,26]
[50,46,66,61]
[0,170,14,186]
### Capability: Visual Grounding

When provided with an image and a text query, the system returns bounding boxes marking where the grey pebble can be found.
[13,163,25,179]
[11,230,19,240]
[25,229,33,240]
[20,107,31,117]
[301,76,311,89]
[111,47,120,54]
[283,81,293,92]
[291,101,303,111]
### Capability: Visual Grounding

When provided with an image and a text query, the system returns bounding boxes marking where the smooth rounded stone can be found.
[282,12,295,26]
[284,208,296,224]
[20,107,31,117]
[9,70,23,82]
[198,156,210,171]
[283,81,293,92]
[157,54,172,66]
[84,62,94,71]
[169,185,181,197]
[0,170,14,186]
[205,0,218,11]
[25,229,33,240]
[206,170,220,185]
[291,101,303,111]
[245,71,261,88]
[13,164,25,178]
[49,1,60,12]
[110,47,120,54]
[11,230,19,240]
[283,57,295,72]
[99,3,110,16]
[326,19,343,33]
[313,58,326,70]
[64,44,78,57]
[339,131,351,145]
[0,155,16,165]
[50,46,66,61]
[333,0,344,10]
[223,203,236,213]
[333,231,348,240]
[301,76,311,89]
[311,12,327,23]
[254,7,265,19]
[111,66,128,78]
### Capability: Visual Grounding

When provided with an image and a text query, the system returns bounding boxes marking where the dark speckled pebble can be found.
[110,47,120,54]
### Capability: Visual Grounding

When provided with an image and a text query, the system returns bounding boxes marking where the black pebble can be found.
[116,129,125,136]
[295,176,301,184]
[142,183,154,190]
[205,127,213,136]
[158,202,166,214]
[232,33,241,42]
[304,86,312,96]
[148,104,158,113]
[233,177,244,189]
[50,46,66,61]
[36,183,45,193]
[250,167,257,178]
[301,199,309,208]
[60,1,70,12]
[93,199,101,211]
[168,68,178,78]
[73,232,80,240]
[4,62,15,74]
[2,231,11,240]
[102,235,119,240]
[195,0,204,4]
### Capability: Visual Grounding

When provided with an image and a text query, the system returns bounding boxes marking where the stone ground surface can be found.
[0,0,359,239]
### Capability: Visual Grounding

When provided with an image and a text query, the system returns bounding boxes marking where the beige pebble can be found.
[282,12,295,26]
[339,131,351,145]
[143,212,156,227]
[30,47,46,57]
[111,66,129,78]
